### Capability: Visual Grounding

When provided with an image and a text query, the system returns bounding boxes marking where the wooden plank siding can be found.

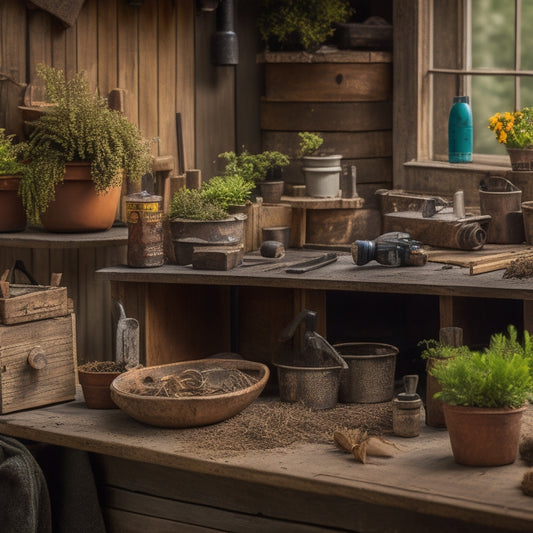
[0,0,196,172]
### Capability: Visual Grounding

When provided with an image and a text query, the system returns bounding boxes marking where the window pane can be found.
[521,0,533,70]
[472,75,514,154]
[521,76,533,107]
[472,0,515,69]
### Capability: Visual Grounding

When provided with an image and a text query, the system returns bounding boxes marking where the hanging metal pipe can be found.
[211,0,239,65]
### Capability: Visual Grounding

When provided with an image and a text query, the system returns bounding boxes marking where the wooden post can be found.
[426,326,464,428]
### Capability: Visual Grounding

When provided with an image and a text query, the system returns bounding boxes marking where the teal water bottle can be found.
[448,96,473,163]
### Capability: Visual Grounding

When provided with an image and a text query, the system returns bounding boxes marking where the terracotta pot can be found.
[507,148,533,171]
[40,162,122,232]
[0,175,26,232]
[78,369,121,409]
[443,403,526,466]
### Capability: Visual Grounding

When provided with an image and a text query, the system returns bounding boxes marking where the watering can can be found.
[275,310,347,410]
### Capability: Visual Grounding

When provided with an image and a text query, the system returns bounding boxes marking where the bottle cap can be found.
[453,96,470,104]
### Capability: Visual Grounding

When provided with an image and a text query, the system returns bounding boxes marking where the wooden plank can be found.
[143,283,231,365]
[157,0,178,160]
[117,1,139,127]
[102,486,340,533]
[261,101,392,132]
[264,63,392,102]
[194,11,235,178]
[76,0,98,89]
[97,0,118,97]
[177,0,196,171]
[260,50,392,64]
[138,1,158,153]
[0,0,27,138]
[27,9,52,85]
[1,399,532,532]
[262,131,392,160]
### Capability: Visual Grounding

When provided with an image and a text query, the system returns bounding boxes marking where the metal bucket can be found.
[276,363,343,410]
[334,342,398,403]
[479,176,524,244]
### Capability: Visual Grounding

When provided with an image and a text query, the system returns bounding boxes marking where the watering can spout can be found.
[278,309,347,368]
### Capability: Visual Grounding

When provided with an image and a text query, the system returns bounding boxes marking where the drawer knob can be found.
[27,347,48,370]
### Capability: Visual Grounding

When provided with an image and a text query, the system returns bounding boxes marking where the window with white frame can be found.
[429,0,533,162]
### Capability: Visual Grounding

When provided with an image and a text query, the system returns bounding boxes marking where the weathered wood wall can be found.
[1,0,196,172]
[0,0,256,363]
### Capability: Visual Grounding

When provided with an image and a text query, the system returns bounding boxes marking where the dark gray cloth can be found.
[0,435,52,533]
[27,0,86,27]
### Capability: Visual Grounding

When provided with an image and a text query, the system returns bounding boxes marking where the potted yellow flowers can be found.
[488,107,533,170]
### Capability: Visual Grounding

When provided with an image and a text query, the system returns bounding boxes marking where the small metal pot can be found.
[275,363,344,410]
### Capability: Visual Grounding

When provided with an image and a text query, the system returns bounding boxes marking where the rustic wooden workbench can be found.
[96,250,533,365]
[2,254,533,531]
[0,391,532,532]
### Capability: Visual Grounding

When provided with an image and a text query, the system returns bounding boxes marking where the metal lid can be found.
[453,95,470,104]
[125,190,163,203]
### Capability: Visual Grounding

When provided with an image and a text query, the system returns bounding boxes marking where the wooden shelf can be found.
[0,226,128,249]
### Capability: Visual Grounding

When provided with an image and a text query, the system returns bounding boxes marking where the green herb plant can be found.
[218,149,289,185]
[0,129,23,176]
[258,0,353,51]
[418,339,471,360]
[201,174,255,210]
[298,131,324,157]
[169,188,228,221]
[429,326,533,409]
[19,64,153,224]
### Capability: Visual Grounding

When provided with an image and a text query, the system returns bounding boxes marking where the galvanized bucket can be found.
[276,363,344,410]
[334,342,398,403]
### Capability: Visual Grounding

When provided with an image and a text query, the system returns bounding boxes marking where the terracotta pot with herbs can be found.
[19,64,153,232]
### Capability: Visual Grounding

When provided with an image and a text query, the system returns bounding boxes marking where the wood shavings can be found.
[503,257,533,279]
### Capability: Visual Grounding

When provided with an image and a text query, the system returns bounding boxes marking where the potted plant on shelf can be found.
[218,148,290,204]
[19,64,153,232]
[299,131,342,198]
[258,0,353,52]
[488,107,533,170]
[0,129,26,232]
[168,187,246,265]
[430,325,533,466]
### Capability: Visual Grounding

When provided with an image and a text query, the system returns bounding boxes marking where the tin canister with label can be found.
[126,191,164,267]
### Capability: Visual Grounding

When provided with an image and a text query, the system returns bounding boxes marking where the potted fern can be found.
[299,131,342,197]
[430,326,533,466]
[0,129,25,232]
[19,64,152,232]
[168,185,247,266]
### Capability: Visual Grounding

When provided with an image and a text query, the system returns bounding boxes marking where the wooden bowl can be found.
[110,359,270,428]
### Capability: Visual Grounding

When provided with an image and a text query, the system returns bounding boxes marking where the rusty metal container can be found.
[170,214,246,265]
[126,191,164,268]
[479,176,524,244]
[334,342,398,403]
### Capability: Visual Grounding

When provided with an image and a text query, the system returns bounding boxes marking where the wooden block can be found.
[306,208,382,244]
[0,314,76,413]
[186,169,202,190]
[163,174,186,213]
[264,62,392,102]
[260,101,392,132]
[191,245,244,271]
[284,184,307,197]
[0,285,68,325]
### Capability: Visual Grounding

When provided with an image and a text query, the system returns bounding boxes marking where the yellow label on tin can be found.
[126,202,159,212]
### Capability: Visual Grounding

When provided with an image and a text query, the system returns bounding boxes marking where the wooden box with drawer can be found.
[0,313,76,414]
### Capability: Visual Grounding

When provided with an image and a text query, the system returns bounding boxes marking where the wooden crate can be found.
[0,314,76,413]
[0,284,68,325]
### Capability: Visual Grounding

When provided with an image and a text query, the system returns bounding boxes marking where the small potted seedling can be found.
[299,132,342,198]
